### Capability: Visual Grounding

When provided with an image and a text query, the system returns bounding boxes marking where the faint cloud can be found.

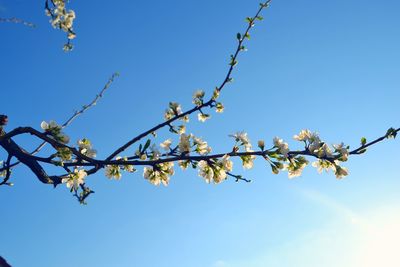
[299,188,360,224]
[213,260,230,267]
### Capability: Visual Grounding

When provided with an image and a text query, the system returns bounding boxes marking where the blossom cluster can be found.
[177,133,212,155]
[45,0,76,51]
[163,89,224,128]
[229,132,256,169]
[62,168,87,191]
[197,155,233,184]
[39,121,100,190]
[226,130,350,179]
[105,157,136,180]
[143,162,175,186]
[293,129,349,178]
[77,138,97,158]
[38,108,353,197]
[41,120,70,144]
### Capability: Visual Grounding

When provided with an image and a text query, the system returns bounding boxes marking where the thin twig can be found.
[30,72,119,155]
[0,73,118,173]
[0,17,36,28]
[100,2,271,164]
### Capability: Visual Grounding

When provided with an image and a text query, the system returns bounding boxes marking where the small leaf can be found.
[386,127,397,138]
[236,33,241,40]
[143,139,151,152]
[361,137,367,146]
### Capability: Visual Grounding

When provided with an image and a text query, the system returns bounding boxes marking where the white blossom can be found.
[333,143,349,161]
[241,152,256,169]
[117,157,136,173]
[287,166,305,178]
[169,102,182,115]
[314,143,333,158]
[212,166,227,184]
[160,139,172,151]
[62,169,87,190]
[285,157,308,179]
[164,102,182,120]
[177,125,186,134]
[56,147,72,161]
[220,155,233,172]
[181,115,190,123]
[105,165,122,180]
[193,90,205,106]
[273,137,289,158]
[332,163,349,179]
[143,162,174,186]
[198,113,210,122]
[197,160,214,183]
[193,136,211,155]
[150,145,161,160]
[46,0,76,43]
[178,160,190,170]
[77,138,97,158]
[286,164,306,178]
[293,129,312,142]
[230,131,251,150]
[179,134,191,153]
[312,160,334,174]
[40,120,70,144]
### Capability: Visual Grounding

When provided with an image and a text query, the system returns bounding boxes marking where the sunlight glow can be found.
[355,207,400,267]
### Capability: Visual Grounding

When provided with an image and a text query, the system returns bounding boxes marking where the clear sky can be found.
[1,0,399,266]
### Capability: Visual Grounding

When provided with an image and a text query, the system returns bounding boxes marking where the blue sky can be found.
[1,0,399,266]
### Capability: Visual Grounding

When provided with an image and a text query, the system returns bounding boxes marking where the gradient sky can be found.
[1,0,399,266]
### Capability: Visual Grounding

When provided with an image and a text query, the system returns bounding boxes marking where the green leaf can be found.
[267,150,279,159]
[361,137,367,146]
[229,55,238,66]
[386,127,397,139]
[143,139,151,152]
[236,33,241,40]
